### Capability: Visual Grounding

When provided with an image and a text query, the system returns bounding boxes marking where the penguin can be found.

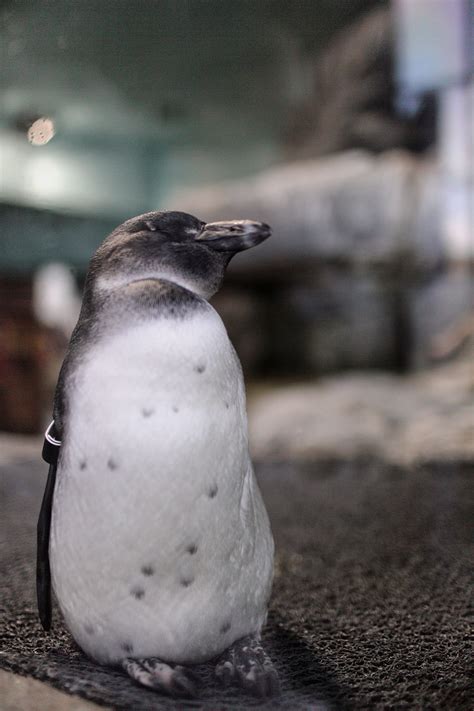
[37,210,279,698]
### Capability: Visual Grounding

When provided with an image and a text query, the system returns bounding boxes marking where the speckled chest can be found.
[54,305,248,532]
[50,304,273,664]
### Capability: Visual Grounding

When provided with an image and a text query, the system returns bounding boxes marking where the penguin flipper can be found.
[37,422,61,631]
[36,462,57,630]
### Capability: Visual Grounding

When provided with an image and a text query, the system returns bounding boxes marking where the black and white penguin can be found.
[37,211,279,698]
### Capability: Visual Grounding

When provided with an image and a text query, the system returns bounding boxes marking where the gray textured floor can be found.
[1,456,472,710]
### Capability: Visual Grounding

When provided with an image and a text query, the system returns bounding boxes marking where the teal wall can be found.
[0,0,385,271]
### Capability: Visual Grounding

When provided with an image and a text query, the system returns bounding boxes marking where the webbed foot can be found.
[122,657,198,698]
[215,634,280,698]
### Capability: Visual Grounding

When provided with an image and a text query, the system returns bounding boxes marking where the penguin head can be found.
[89,210,271,299]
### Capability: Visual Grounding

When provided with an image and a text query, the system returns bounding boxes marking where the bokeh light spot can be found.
[27,117,55,146]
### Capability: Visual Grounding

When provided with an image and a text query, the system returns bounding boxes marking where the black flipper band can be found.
[37,421,61,631]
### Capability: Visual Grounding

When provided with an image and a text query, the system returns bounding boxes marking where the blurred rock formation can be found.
[173,150,472,376]
[284,7,436,159]
[248,342,474,466]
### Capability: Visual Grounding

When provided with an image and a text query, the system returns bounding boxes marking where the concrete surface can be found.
[0,669,107,711]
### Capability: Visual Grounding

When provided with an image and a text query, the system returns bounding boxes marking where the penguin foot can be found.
[122,657,198,698]
[215,634,280,698]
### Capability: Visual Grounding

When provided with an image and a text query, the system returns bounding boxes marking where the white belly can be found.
[50,308,274,664]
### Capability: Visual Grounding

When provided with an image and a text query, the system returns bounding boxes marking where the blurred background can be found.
[0,0,472,467]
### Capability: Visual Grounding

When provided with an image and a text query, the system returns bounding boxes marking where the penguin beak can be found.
[196,220,271,252]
